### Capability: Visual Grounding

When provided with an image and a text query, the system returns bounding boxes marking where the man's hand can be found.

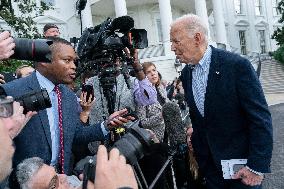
[233,167,264,186]
[186,127,193,152]
[105,108,135,130]
[79,92,96,123]
[0,101,37,139]
[94,145,138,189]
[0,31,15,60]
[80,92,96,112]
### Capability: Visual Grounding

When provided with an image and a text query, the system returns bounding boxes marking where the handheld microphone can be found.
[162,102,199,179]
[110,16,134,33]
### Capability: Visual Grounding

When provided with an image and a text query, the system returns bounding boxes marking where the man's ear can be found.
[194,33,202,46]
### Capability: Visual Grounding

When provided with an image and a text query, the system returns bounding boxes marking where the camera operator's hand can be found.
[105,108,135,130]
[0,74,5,84]
[0,31,15,60]
[94,145,138,189]
[80,92,96,123]
[0,101,37,139]
[124,47,145,81]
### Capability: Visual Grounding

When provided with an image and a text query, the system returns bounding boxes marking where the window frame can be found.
[234,0,243,14]
[273,0,281,16]
[259,30,266,54]
[41,0,55,7]
[254,0,263,16]
[238,30,247,55]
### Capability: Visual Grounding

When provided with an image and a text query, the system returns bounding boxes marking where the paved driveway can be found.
[262,103,284,189]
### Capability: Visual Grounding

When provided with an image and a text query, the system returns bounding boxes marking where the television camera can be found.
[76,15,148,114]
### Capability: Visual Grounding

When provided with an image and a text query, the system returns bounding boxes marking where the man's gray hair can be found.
[16,157,45,189]
[172,14,208,41]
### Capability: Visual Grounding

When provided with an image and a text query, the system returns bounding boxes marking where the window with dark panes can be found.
[239,30,247,55]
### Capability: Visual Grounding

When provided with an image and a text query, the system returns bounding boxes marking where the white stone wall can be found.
[220,0,281,53]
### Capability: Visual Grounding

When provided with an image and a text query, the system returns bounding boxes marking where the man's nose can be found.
[70,61,76,70]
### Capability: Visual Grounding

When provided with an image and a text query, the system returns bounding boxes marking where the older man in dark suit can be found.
[170,14,272,189]
[2,37,133,188]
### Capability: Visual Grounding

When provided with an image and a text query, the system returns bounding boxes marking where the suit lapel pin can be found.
[216,71,220,75]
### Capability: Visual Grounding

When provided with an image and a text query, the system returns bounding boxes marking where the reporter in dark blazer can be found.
[170,14,272,189]
[2,37,132,188]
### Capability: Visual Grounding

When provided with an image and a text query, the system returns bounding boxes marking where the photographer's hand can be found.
[0,31,15,60]
[105,108,135,130]
[0,101,37,139]
[94,145,138,189]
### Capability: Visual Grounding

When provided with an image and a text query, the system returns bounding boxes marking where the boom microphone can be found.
[162,102,188,147]
[110,16,134,33]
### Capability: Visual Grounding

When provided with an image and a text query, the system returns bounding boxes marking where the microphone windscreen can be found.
[162,102,186,146]
[111,16,134,33]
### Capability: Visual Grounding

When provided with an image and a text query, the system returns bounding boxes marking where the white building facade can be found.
[0,0,282,81]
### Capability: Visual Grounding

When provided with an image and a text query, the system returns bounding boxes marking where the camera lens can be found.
[12,38,52,62]
[112,122,152,165]
[15,89,52,113]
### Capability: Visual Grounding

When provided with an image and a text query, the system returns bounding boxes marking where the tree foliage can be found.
[272,0,284,45]
[0,0,50,72]
[272,45,284,64]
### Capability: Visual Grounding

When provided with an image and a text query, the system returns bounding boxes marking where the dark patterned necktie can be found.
[54,85,64,174]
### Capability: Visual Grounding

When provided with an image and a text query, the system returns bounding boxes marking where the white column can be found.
[82,0,93,29]
[114,0,127,17]
[195,0,211,39]
[212,0,228,49]
[158,0,173,56]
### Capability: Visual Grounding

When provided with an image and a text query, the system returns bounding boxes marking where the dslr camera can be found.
[0,36,54,117]
[0,86,52,116]
[81,121,154,189]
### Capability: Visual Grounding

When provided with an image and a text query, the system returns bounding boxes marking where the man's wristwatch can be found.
[245,166,264,176]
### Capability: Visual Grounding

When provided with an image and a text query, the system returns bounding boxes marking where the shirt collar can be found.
[35,71,55,94]
[197,46,212,70]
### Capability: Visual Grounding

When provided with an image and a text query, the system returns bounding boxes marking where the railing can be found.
[229,47,273,78]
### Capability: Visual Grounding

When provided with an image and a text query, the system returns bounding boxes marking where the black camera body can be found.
[76,16,148,79]
[0,86,52,115]
[82,121,153,187]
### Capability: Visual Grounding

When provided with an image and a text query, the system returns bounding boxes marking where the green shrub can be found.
[0,59,33,73]
[273,46,284,65]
